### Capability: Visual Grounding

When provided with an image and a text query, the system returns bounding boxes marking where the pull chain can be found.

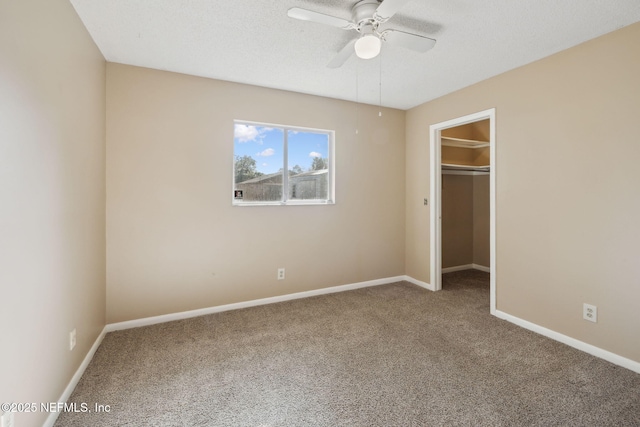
[378,50,382,117]
[356,59,360,134]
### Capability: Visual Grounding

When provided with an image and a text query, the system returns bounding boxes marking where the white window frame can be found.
[232,120,335,206]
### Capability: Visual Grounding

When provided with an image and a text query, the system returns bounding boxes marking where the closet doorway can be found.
[429,109,496,314]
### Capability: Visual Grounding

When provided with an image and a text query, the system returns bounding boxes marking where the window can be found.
[233,121,334,205]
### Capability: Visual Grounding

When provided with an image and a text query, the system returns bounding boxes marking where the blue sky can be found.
[234,124,329,175]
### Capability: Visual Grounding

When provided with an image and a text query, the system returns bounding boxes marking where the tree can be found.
[235,155,263,183]
[280,165,304,175]
[310,157,328,171]
[290,165,304,175]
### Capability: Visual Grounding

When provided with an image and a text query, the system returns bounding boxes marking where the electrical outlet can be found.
[70,328,77,350]
[1,411,15,427]
[277,268,285,280]
[583,303,597,323]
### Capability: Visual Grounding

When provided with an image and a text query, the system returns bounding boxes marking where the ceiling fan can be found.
[287,0,436,68]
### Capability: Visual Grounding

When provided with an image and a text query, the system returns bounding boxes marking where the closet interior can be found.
[441,119,490,273]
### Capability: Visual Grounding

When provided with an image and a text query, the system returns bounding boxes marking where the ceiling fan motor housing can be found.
[352,0,381,29]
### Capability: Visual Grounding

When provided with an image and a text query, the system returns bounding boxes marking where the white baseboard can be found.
[441,264,473,273]
[105,275,411,332]
[43,328,107,427]
[472,264,490,273]
[495,310,640,374]
[442,264,490,273]
[402,275,435,291]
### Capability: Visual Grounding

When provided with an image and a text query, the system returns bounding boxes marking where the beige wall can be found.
[407,22,640,363]
[441,173,490,269]
[473,174,490,268]
[0,1,106,426]
[441,174,473,268]
[106,64,406,323]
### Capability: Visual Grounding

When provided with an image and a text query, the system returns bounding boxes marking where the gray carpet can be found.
[55,270,640,426]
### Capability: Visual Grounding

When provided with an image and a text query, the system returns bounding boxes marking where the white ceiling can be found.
[69,0,640,110]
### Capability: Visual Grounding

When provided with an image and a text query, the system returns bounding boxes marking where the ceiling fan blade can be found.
[287,8,355,30]
[382,29,436,53]
[374,0,412,22]
[327,39,357,68]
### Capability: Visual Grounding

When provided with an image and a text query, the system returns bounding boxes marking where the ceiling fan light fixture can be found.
[354,34,381,59]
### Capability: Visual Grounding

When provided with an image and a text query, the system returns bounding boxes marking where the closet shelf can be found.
[442,163,490,172]
[441,136,490,149]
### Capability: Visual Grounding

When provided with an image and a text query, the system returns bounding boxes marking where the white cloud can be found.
[257,148,275,157]
[262,163,268,167]
[233,124,273,144]
[309,151,322,158]
[234,124,260,142]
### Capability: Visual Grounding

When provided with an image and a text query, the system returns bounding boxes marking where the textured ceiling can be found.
[69,0,640,110]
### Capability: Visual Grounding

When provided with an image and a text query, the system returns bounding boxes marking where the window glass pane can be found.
[287,130,329,201]
[234,125,284,202]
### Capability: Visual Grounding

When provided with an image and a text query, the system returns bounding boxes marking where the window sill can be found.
[232,200,335,207]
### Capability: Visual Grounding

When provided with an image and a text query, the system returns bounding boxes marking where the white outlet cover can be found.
[70,329,77,350]
[583,303,597,323]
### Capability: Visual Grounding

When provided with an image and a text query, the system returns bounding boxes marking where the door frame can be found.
[429,108,496,314]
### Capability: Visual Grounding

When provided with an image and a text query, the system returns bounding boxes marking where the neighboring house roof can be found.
[290,169,328,178]
[237,172,282,185]
[238,169,328,185]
